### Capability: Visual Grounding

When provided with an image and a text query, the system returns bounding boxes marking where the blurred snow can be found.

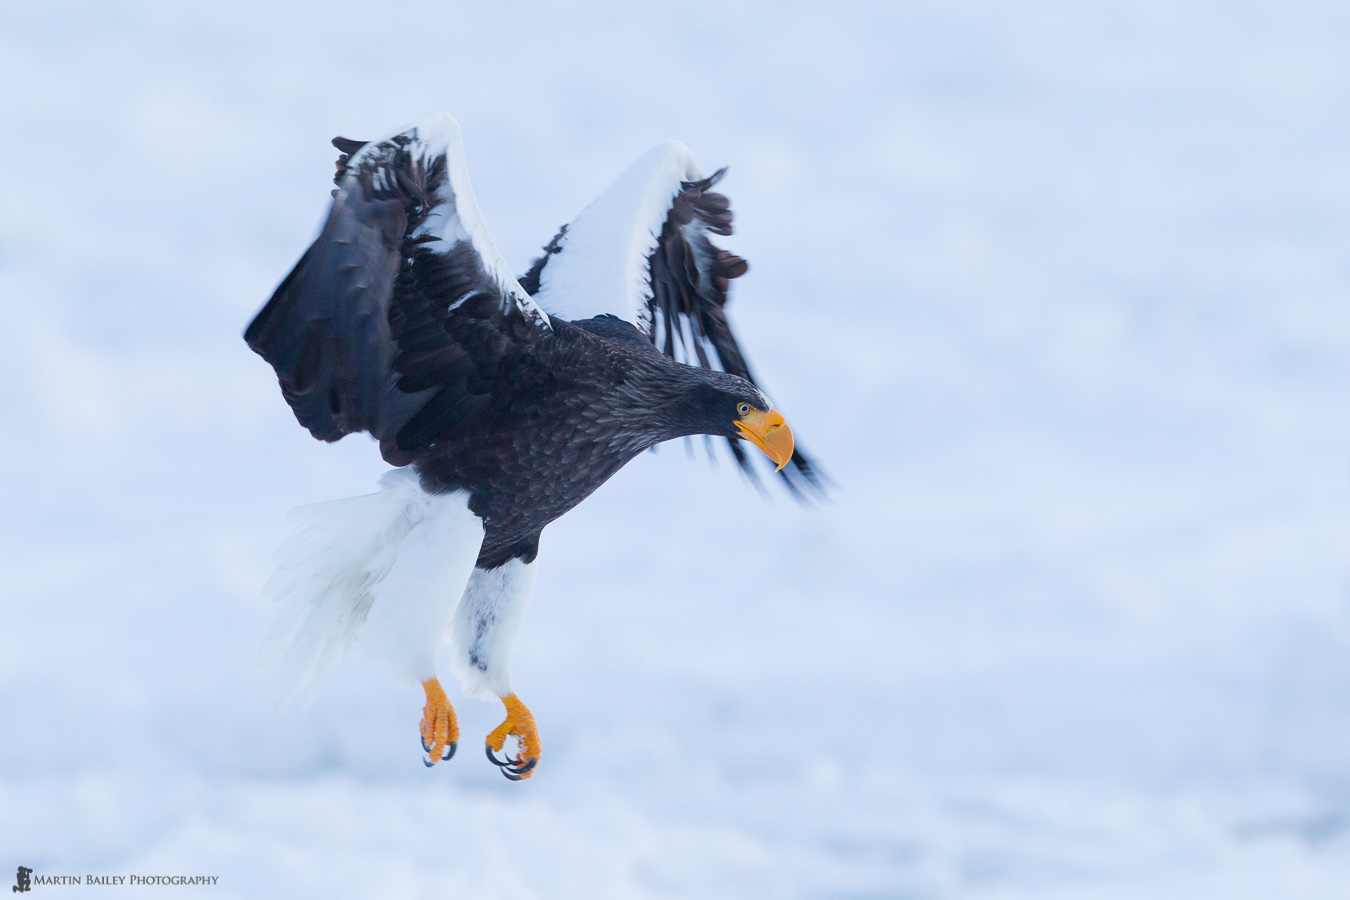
[3,0,1350,896]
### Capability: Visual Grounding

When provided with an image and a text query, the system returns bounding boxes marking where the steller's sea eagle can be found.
[245,113,822,780]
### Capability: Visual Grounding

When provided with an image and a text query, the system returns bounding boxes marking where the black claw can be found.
[486,745,519,768]
[486,744,537,779]
[423,755,435,768]
[498,757,537,780]
[425,734,455,760]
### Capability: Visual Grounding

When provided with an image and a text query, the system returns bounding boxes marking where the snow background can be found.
[3,0,1350,896]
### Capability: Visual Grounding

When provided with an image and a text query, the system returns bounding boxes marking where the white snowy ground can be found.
[3,1,1350,896]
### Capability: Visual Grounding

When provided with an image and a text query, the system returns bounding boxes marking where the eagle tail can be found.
[260,468,484,706]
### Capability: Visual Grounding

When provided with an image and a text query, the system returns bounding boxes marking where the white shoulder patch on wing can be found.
[533,141,702,333]
[355,112,550,328]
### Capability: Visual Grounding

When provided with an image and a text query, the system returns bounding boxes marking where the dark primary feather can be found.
[647,170,824,498]
[523,168,826,498]
[248,121,825,569]
[244,126,547,467]
[246,123,749,568]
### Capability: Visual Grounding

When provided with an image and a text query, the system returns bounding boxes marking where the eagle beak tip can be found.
[736,409,794,473]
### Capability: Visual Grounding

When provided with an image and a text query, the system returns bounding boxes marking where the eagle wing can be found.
[245,113,551,465]
[521,142,823,495]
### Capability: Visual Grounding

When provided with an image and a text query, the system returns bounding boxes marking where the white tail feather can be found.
[260,468,484,706]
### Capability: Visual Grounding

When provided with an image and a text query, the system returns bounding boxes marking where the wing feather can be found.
[525,143,824,495]
[245,113,549,465]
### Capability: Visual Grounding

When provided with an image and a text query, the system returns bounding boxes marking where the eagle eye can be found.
[737,402,752,416]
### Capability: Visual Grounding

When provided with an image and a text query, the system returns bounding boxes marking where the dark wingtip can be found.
[777,448,832,505]
[331,137,369,185]
[724,436,830,504]
[331,136,368,154]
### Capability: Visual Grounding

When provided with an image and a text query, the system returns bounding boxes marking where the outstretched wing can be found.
[245,113,551,465]
[521,142,823,495]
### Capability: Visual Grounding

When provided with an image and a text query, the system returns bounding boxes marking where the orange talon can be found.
[419,678,459,766]
[484,693,540,780]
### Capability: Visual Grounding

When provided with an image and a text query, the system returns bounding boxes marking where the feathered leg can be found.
[449,557,542,780]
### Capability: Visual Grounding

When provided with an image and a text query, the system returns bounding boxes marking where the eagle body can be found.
[247,113,821,778]
[414,315,761,569]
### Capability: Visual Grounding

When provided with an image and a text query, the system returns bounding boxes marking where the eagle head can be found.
[685,373,795,472]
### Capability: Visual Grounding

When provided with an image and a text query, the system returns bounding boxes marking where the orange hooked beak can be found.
[733,408,795,471]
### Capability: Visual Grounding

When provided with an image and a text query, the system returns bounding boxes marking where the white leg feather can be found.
[260,468,484,705]
[448,558,538,701]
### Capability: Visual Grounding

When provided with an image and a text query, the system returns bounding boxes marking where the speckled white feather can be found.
[448,559,538,701]
[533,141,703,332]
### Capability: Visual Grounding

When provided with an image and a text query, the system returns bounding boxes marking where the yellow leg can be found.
[484,693,541,780]
[419,678,459,767]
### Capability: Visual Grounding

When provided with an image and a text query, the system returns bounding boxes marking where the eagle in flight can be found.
[246,113,822,780]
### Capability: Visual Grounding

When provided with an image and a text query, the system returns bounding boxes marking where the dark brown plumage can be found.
[245,124,822,574]
[248,115,825,781]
